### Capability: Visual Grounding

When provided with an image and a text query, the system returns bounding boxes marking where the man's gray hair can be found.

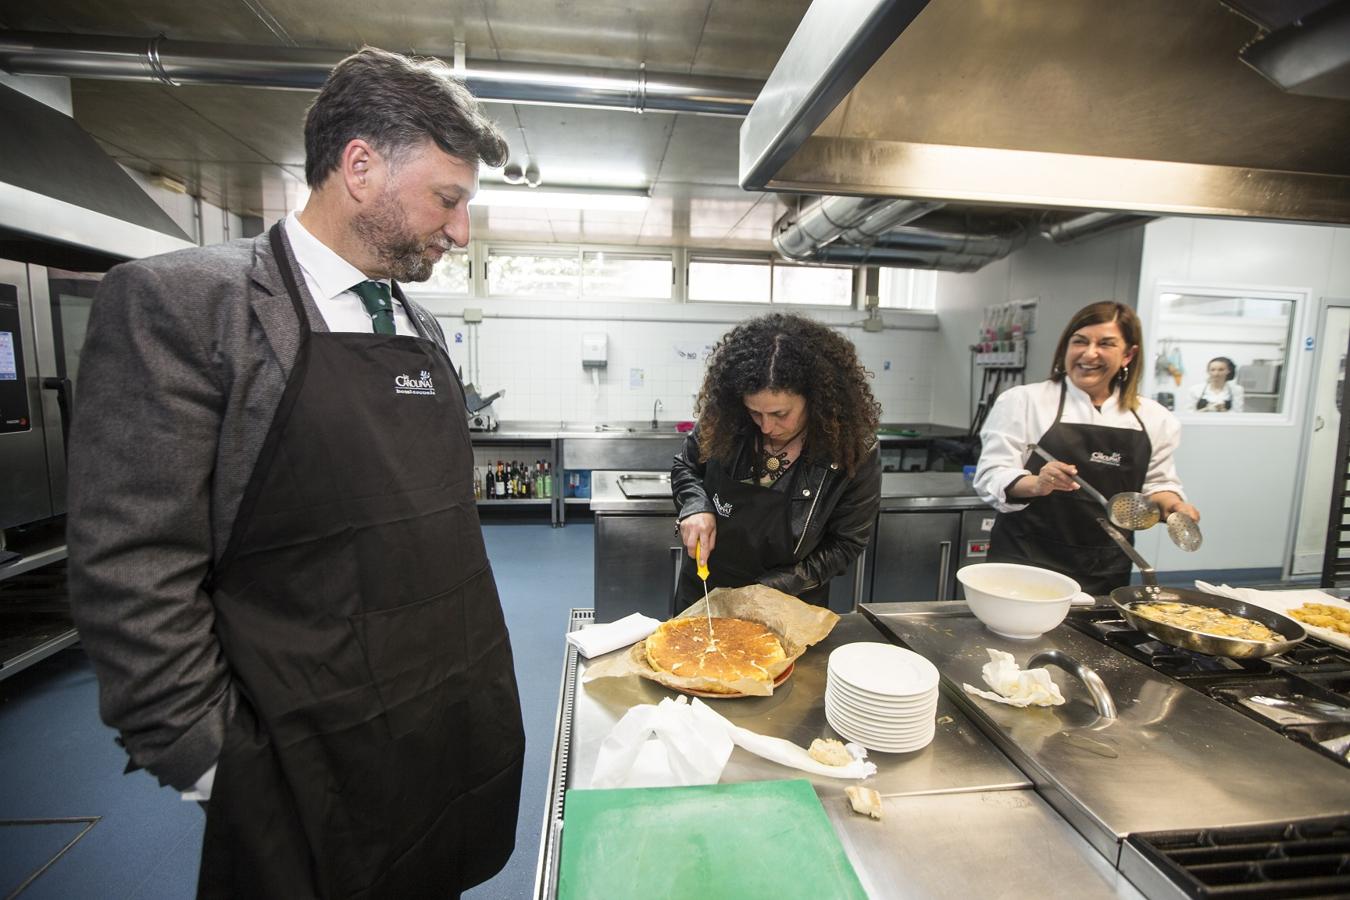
[304,46,509,187]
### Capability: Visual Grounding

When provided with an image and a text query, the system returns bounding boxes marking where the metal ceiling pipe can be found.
[0,30,762,116]
[772,196,942,261]
[1040,212,1156,245]
[870,224,1024,259]
[810,245,993,273]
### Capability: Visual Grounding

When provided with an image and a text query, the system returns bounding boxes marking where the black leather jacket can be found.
[671,428,881,599]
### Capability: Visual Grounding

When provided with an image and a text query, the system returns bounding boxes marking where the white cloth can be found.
[590,696,877,788]
[284,213,417,336]
[566,612,661,658]
[1187,381,1245,412]
[974,379,1186,513]
[181,763,216,802]
[962,648,1066,708]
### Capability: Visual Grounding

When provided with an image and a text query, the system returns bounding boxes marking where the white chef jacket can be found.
[1187,381,1245,413]
[974,378,1187,514]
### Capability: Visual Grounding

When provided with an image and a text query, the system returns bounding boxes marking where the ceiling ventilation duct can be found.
[741,0,1350,225]
[772,196,942,260]
[773,194,1034,272]
[0,31,762,117]
[1041,212,1157,246]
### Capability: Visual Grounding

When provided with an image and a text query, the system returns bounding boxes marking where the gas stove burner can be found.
[1134,640,1249,673]
[1064,606,1350,769]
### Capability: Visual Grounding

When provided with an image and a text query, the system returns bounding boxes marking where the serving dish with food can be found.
[582,584,838,697]
[1195,586,1350,653]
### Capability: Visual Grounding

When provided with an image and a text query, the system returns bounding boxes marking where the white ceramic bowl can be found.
[957,563,1078,639]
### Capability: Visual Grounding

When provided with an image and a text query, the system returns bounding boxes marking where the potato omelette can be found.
[1131,601,1281,642]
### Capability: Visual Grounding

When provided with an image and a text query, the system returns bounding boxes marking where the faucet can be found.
[1027,650,1118,718]
[651,398,663,430]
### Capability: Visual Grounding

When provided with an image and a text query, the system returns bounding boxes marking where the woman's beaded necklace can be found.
[757,430,805,484]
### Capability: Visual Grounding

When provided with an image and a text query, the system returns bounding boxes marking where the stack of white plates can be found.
[825,642,940,753]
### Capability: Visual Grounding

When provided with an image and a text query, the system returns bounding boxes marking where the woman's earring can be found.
[1119,363,1130,383]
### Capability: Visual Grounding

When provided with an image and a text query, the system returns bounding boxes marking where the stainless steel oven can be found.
[0,260,99,531]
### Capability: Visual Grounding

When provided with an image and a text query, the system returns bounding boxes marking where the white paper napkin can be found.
[566,612,661,658]
[590,695,877,788]
[962,648,1065,708]
[1193,580,1248,603]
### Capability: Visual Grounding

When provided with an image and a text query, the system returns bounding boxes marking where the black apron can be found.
[675,452,827,607]
[988,382,1152,595]
[197,224,525,899]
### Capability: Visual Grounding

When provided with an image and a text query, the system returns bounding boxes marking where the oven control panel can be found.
[0,284,32,434]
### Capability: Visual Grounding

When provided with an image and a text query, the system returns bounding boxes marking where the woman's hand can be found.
[1009,461,1081,499]
[1149,491,1200,522]
[679,513,717,564]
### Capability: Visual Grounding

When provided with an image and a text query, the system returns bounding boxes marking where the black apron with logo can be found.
[675,451,826,607]
[988,382,1152,595]
[197,224,525,899]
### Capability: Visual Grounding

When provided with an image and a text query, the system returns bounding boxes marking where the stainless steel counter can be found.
[536,610,1145,899]
[862,602,1350,866]
[480,421,966,442]
[879,471,988,510]
[588,469,990,514]
[589,470,672,513]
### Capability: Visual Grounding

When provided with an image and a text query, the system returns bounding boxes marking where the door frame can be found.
[1284,296,1350,579]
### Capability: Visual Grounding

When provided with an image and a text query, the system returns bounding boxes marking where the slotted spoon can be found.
[1029,444,1160,530]
[1166,511,1204,552]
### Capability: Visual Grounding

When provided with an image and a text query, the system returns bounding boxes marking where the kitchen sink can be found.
[617,473,672,499]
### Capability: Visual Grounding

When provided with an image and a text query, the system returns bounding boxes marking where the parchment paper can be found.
[582,584,840,696]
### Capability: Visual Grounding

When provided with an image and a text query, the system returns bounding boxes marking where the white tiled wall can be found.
[428,299,939,424]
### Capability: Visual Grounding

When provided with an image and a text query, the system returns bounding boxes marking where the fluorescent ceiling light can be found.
[471,187,650,212]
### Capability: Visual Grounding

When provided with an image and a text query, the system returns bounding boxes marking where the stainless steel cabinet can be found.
[593,513,680,622]
[867,508,994,602]
[870,511,962,602]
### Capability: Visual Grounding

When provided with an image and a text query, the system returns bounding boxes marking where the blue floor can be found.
[0,521,593,899]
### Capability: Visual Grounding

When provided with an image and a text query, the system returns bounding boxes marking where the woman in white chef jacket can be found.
[1188,356,1245,412]
[974,302,1201,595]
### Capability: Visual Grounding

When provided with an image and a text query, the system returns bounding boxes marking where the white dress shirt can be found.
[974,378,1187,514]
[283,212,418,337]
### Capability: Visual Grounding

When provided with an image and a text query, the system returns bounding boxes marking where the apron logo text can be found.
[395,369,436,396]
[713,493,734,517]
[1089,451,1122,467]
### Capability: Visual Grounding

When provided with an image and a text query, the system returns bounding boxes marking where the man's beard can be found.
[352,189,445,283]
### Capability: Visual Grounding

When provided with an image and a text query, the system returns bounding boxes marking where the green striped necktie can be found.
[351,280,396,335]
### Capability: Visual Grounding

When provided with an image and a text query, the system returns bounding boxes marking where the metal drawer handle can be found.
[936,540,952,601]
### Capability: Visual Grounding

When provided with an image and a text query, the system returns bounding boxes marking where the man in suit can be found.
[67,47,525,898]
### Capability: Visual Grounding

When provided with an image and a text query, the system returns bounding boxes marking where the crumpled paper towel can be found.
[591,695,877,789]
[566,612,661,658]
[962,648,1065,708]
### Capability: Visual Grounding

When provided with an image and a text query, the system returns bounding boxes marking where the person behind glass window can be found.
[1189,356,1245,412]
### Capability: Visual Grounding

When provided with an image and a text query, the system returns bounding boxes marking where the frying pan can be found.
[1095,517,1306,659]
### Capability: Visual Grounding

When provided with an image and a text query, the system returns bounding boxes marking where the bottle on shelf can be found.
[495,460,506,498]
[473,466,482,500]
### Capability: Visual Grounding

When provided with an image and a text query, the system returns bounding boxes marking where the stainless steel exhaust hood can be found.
[741,0,1350,225]
[0,82,193,267]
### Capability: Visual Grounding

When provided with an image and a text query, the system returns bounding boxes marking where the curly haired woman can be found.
[671,313,882,607]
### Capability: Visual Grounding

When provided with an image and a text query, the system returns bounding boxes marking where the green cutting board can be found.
[557,779,867,899]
